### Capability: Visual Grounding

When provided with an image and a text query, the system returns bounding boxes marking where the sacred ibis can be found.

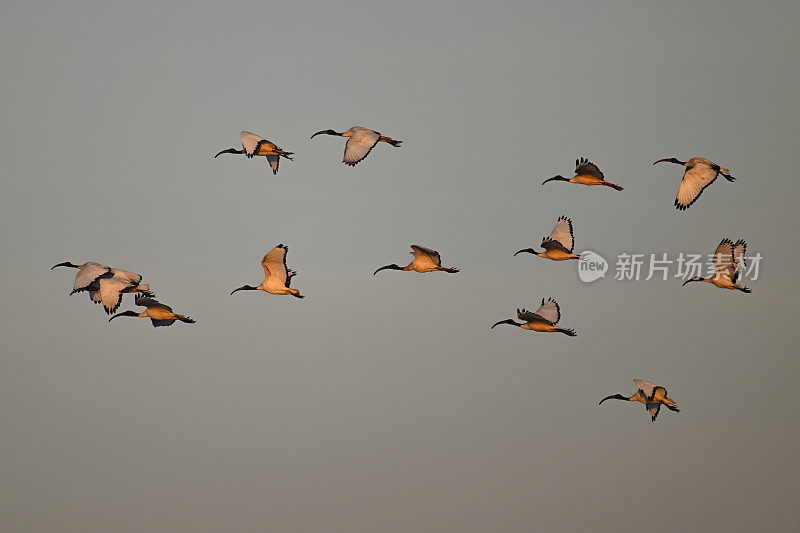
[215,131,294,174]
[599,379,680,422]
[373,245,459,275]
[653,156,735,210]
[230,244,304,298]
[310,126,402,166]
[683,238,751,293]
[109,294,195,327]
[515,215,581,260]
[542,157,623,190]
[491,298,576,336]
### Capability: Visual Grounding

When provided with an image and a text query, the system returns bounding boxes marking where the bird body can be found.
[373,245,459,275]
[230,244,303,298]
[215,131,293,174]
[599,379,680,421]
[542,158,623,191]
[109,294,195,327]
[515,215,580,260]
[491,298,576,336]
[311,126,401,166]
[653,156,735,210]
[683,238,750,292]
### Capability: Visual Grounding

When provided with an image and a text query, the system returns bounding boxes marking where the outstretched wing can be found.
[262,244,290,286]
[574,157,604,179]
[732,239,747,273]
[546,216,574,252]
[110,268,142,284]
[343,128,380,166]
[266,155,280,174]
[675,162,719,210]
[73,262,111,292]
[711,238,735,281]
[533,297,561,324]
[410,245,442,266]
[633,379,656,398]
[517,307,553,325]
[134,294,171,312]
[95,276,136,314]
[241,131,264,157]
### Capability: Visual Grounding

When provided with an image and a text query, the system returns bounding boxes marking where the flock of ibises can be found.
[52,126,751,421]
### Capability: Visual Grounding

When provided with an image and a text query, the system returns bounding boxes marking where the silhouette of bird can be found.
[683,238,751,293]
[311,126,401,166]
[599,379,680,422]
[109,294,195,327]
[653,156,735,210]
[230,244,303,298]
[542,158,623,190]
[491,298,576,336]
[373,245,459,275]
[515,215,581,261]
[215,131,293,174]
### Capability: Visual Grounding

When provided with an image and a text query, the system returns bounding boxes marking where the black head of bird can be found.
[108,310,139,322]
[653,157,687,166]
[230,284,258,295]
[310,129,343,139]
[542,175,570,185]
[373,264,404,275]
[491,318,522,329]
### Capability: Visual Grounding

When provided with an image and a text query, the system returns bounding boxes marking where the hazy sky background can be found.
[2,1,799,531]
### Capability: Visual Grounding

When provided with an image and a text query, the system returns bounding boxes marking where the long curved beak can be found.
[311,130,337,139]
[230,285,250,295]
[599,394,623,405]
[542,176,568,185]
[214,148,242,158]
[682,277,701,286]
[514,248,537,256]
[51,261,73,270]
[653,157,685,166]
[491,319,518,329]
[373,265,396,275]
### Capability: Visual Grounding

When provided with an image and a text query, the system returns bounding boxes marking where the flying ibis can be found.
[542,157,623,191]
[373,245,459,275]
[599,379,680,422]
[491,298,576,336]
[215,131,294,174]
[683,238,751,293]
[653,156,735,210]
[515,215,581,260]
[230,244,304,298]
[310,126,402,166]
[109,294,195,327]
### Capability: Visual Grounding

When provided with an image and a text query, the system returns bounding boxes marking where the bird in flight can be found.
[230,244,304,298]
[515,215,581,261]
[373,245,459,275]
[653,156,735,210]
[491,298,576,336]
[683,238,751,293]
[542,157,623,190]
[599,379,680,422]
[215,131,294,174]
[109,294,195,327]
[311,126,402,166]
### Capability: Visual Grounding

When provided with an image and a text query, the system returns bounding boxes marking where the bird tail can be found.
[605,181,624,191]
[279,151,294,160]
[440,267,460,273]
[174,314,196,324]
[666,403,681,413]
[557,328,577,337]
[739,286,752,294]
[290,289,304,299]
[380,135,402,147]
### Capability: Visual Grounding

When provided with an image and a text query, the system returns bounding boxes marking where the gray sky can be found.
[2,1,799,531]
